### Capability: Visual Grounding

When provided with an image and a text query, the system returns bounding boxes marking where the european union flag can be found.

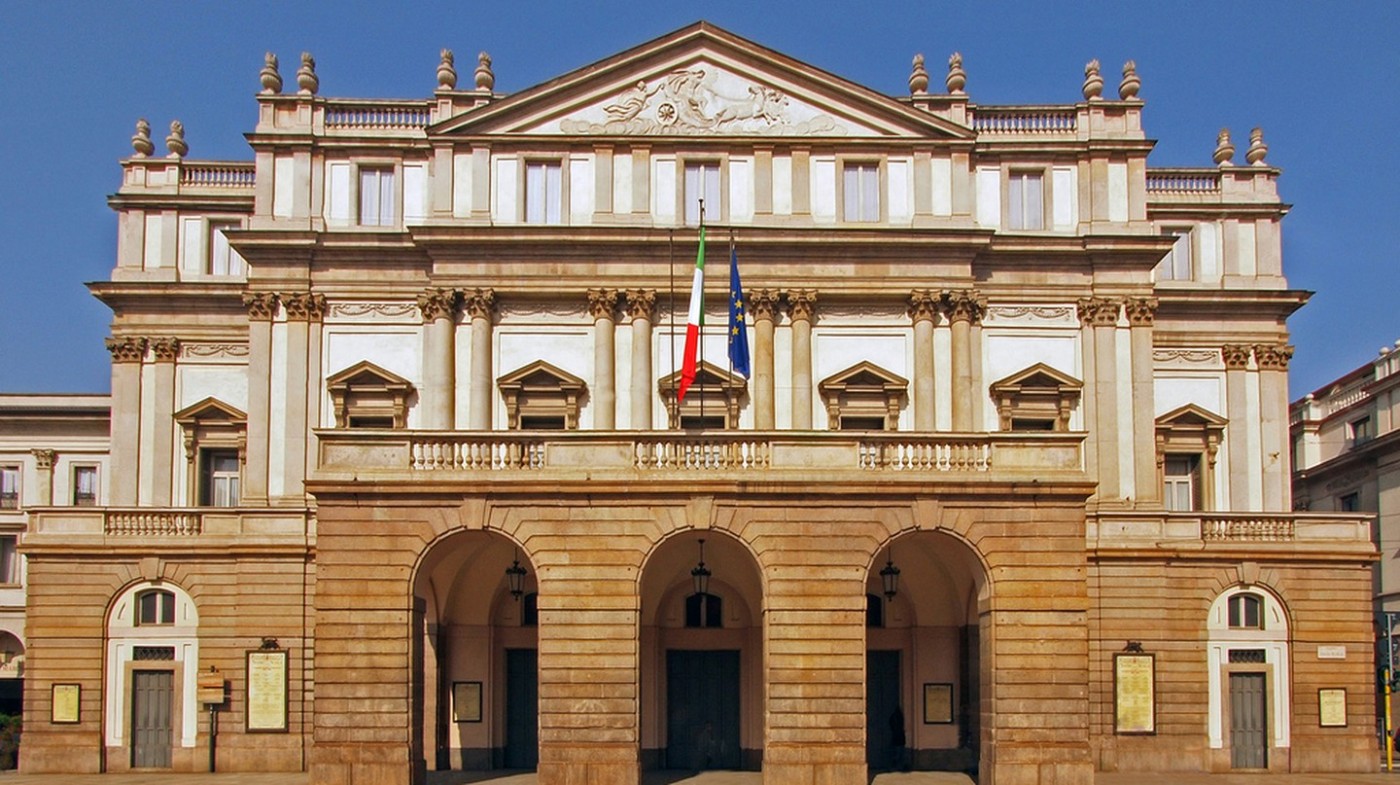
[728,247,751,378]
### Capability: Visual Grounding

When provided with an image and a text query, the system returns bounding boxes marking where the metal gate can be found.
[1229,672,1267,768]
[131,670,173,768]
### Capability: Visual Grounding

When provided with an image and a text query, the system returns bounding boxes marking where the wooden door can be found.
[666,649,741,770]
[504,648,538,769]
[866,650,902,769]
[131,670,173,768]
[1229,672,1268,768]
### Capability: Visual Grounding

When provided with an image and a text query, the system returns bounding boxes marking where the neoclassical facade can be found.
[18,23,1379,784]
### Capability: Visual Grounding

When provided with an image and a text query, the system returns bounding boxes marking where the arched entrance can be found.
[639,531,764,773]
[866,530,988,776]
[412,530,538,774]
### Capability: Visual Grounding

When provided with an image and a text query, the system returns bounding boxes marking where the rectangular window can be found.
[208,221,246,276]
[358,167,395,226]
[684,162,721,226]
[1156,228,1193,281]
[137,591,176,626]
[524,162,563,225]
[839,416,887,431]
[0,466,17,510]
[1350,416,1373,446]
[843,163,879,222]
[1008,171,1044,230]
[72,465,98,507]
[1339,492,1360,512]
[0,536,17,584]
[200,449,240,507]
[1163,455,1200,512]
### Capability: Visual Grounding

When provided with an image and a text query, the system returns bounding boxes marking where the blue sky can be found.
[1,1,1395,396]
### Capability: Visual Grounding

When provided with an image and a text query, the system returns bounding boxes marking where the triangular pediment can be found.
[819,361,908,394]
[497,360,586,392]
[990,363,1083,392]
[326,361,413,392]
[1156,403,1227,428]
[174,397,246,425]
[658,360,747,392]
[433,22,972,140]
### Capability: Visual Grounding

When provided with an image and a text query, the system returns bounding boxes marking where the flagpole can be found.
[668,229,675,430]
[698,199,705,429]
[728,229,735,386]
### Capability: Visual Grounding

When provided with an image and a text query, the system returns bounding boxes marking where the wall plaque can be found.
[453,681,482,723]
[1319,688,1347,727]
[51,683,80,724]
[1114,653,1155,734]
[923,683,953,724]
[246,649,289,732]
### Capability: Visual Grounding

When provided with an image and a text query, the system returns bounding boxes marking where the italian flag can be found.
[678,226,706,402]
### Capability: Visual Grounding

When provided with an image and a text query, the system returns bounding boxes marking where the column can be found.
[787,290,817,429]
[749,290,781,429]
[149,338,179,506]
[278,293,324,505]
[588,289,619,429]
[30,449,55,506]
[461,289,497,430]
[1222,345,1252,511]
[242,293,277,504]
[417,287,460,430]
[945,290,984,432]
[908,290,939,431]
[1125,298,1158,505]
[1078,297,1121,502]
[105,336,146,507]
[1255,343,1294,511]
[625,289,656,430]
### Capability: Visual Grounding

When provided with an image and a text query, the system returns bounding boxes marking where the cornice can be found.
[1155,289,1310,321]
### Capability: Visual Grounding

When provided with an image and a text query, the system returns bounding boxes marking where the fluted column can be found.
[30,449,55,506]
[1125,298,1158,505]
[588,289,620,430]
[625,290,656,430]
[464,288,497,430]
[1255,343,1294,511]
[908,290,940,430]
[750,290,781,430]
[106,336,147,506]
[278,293,324,505]
[417,287,461,430]
[945,290,985,432]
[242,293,277,505]
[149,337,180,506]
[787,290,817,430]
[1079,297,1121,502]
[1222,345,1253,511]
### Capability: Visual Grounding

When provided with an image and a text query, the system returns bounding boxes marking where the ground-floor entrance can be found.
[1229,672,1267,769]
[505,649,539,770]
[866,650,902,770]
[130,670,173,769]
[666,649,741,771]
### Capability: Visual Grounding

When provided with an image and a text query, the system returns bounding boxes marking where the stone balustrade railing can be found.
[1201,515,1294,542]
[1325,381,1370,415]
[412,436,546,470]
[971,106,1077,134]
[179,162,256,188]
[24,508,312,542]
[1090,511,1372,547]
[1145,169,1221,194]
[105,510,202,536]
[324,100,432,130]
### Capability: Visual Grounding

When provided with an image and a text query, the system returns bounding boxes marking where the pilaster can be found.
[242,292,278,505]
[749,290,780,430]
[1254,343,1293,511]
[1124,298,1157,505]
[1223,344,1253,511]
[463,289,497,430]
[625,290,656,430]
[418,288,461,430]
[105,336,147,507]
[1079,297,1121,502]
[148,337,179,506]
[30,449,55,506]
[944,290,985,432]
[908,290,940,431]
[786,290,817,430]
[588,289,620,429]
[277,292,324,505]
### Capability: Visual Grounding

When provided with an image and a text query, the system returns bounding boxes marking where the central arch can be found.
[639,530,764,773]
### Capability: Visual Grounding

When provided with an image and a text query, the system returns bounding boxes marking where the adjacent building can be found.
[15,22,1379,785]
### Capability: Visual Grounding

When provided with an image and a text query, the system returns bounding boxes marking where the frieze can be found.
[499,302,585,321]
[327,302,420,322]
[983,305,1078,327]
[182,343,250,359]
[1153,348,1223,369]
[816,303,907,321]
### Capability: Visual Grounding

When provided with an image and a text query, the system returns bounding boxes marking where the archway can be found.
[0,630,23,715]
[639,531,764,772]
[412,530,538,774]
[865,530,988,776]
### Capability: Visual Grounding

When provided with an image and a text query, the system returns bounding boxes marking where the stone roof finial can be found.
[131,118,154,158]
[909,53,929,95]
[475,51,494,91]
[1213,128,1235,166]
[946,52,966,95]
[1118,60,1141,100]
[1246,127,1269,166]
[437,49,457,91]
[1082,59,1103,101]
[259,52,283,94]
[165,120,188,158]
[296,52,319,95]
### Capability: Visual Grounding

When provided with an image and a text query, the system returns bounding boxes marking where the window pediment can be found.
[174,397,247,478]
[497,360,587,430]
[988,363,1082,431]
[659,361,747,429]
[327,361,415,429]
[818,361,907,430]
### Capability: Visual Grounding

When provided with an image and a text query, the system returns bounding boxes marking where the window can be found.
[685,162,721,226]
[0,536,17,585]
[685,592,722,628]
[137,589,177,626]
[989,363,1082,432]
[200,449,240,507]
[1227,593,1264,630]
[522,592,539,627]
[498,360,587,430]
[0,466,17,510]
[1156,228,1192,281]
[1008,171,1044,230]
[843,163,879,222]
[72,465,98,507]
[840,416,888,431]
[327,361,415,429]
[866,593,884,628]
[525,162,562,225]
[1163,455,1201,512]
[1339,492,1360,512]
[208,221,245,276]
[818,361,907,431]
[358,167,395,226]
[1350,416,1373,446]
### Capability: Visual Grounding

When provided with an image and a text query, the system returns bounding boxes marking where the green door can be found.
[666,649,741,770]
[504,648,538,769]
[866,650,901,770]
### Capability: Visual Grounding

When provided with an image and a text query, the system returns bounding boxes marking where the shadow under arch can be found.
[411,528,540,777]
[638,529,765,773]
[864,528,991,778]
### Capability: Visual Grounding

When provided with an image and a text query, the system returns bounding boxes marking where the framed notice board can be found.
[246,648,289,733]
[1114,652,1155,734]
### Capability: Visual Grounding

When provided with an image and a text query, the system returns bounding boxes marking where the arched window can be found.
[866,593,884,628]
[136,589,176,626]
[685,592,722,628]
[1228,593,1263,629]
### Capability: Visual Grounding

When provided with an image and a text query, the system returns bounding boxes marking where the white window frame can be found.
[524,160,564,225]
[1157,226,1193,281]
[0,465,18,510]
[842,162,880,223]
[1163,454,1200,512]
[358,165,397,227]
[207,220,245,276]
[0,535,18,585]
[72,464,99,507]
[201,449,241,508]
[1007,170,1045,230]
[684,161,722,226]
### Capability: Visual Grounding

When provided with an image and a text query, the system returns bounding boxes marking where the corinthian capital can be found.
[749,289,781,322]
[907,289,940,324]
[785,289,818,323]
[31,449,55,471]
[1076,297,1120,327]
[1221,344,1252,370]
[623,289,656,322]
[149,337,180,362]
[417,287,461,323]
[587,288,620,321]
[942,289,986,325]
[242,292,280,321]
[1253,343,1294,371]
[105,336,147,363]
[462,288,497,320]
[1123,297,1158,327]
[282,292,328,322]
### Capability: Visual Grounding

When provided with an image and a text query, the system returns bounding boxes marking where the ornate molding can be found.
[907,290,940,324]
[1154,348,1223,368]
[587,288,620,321]
[1253,343,1293,371]
[282,292,328,322]
[748,289,781,322]
[1123,297,1158,327]
[149,337,181,362]
[984,305,1077,326]
[462,288,497,321]
[417,288,461,324]
[243,292,279,321]
[623,289,657,322]
[105,336,147,363]
[327,302,420,321]
[1076,297,1120,327]
[785,289,818,322]
[942,290,986,325]
[182,343,250,359]
[1221,344,1253,370]
[30,449,55,471]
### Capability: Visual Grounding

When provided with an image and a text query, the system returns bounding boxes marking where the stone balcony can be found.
[1088,510,1376,558]
[21,507,312,554]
